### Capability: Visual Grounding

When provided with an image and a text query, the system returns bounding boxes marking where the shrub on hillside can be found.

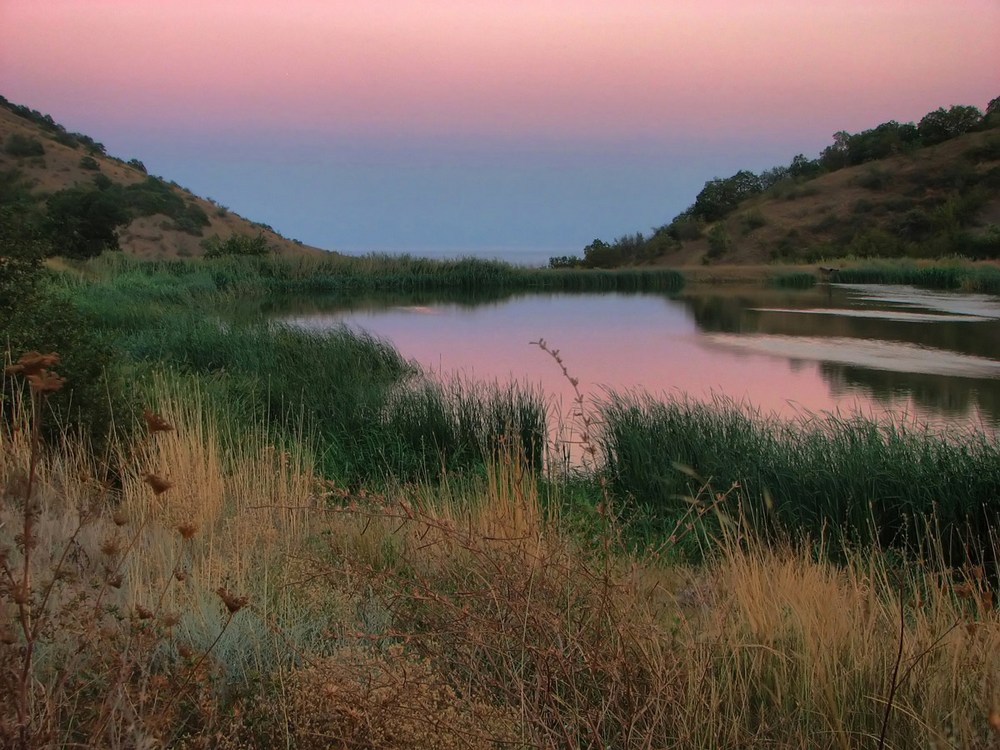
[202,232,272,258]
[706,224,731,259]
[45,186,129,259]
[4,133,45,157]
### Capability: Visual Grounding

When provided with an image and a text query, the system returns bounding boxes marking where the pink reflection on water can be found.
[285,293,989,437]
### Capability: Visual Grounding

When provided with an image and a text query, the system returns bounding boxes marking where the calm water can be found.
[279,283,1000,432]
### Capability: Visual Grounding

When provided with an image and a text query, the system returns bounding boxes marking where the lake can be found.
[280,283,1000,434]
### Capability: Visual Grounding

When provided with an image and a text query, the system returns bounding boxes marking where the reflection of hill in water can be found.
[681,290,1000,360]
[680,288,1000,429]
[820,363,1000,427]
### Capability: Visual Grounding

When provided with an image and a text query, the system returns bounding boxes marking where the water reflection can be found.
[273,284,1000,432]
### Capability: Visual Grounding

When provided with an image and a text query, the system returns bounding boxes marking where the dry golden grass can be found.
[3,367,1000,748]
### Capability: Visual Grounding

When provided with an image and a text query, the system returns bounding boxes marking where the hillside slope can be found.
[657,130,1000,266]
[0,102,328,259]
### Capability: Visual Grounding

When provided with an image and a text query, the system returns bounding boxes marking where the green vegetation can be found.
[768,270,817,288]
[201,231,272,258]
[3,133,44,157]
[599,394,1000,564]
[830,261,1000,293]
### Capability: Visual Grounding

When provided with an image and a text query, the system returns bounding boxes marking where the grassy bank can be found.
[2,376,998,748]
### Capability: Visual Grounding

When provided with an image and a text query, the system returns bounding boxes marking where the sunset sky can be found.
[1,0,997,261]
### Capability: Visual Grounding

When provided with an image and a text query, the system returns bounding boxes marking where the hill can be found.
[0,97,327,259]
[661,130,1000,266]
[552,99,1000,268]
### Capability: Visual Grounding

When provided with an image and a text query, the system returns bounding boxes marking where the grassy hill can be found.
[662,130,1000,266]
[552,101,1000,269]
[0,99,327,259]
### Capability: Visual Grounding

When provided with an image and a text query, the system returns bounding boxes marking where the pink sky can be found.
[3,1,997,138]
[0,1,997,254]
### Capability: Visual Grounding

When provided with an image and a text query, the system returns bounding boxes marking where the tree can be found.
[692,170,762,221]
[985,96,1000,127]
[788,154,822,179]
[45,187,129,259]
[581,238,616,268]
[918,105,983,145]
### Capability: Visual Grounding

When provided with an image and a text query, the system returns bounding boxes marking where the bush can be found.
[202,232,272,258]
[78,155,100,171]
[170,201,210,235]
[854,167,890,190]
[2,285,130,451]
[4,133,45,157]
[706,224,731,259]
[741,209,766,233]
[548,255,581,269]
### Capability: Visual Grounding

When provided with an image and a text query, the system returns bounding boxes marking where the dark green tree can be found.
[45,186,129,259]
[692,170,762,222]
[918,105,983,145]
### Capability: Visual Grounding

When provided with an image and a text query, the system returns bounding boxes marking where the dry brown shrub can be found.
[306,456,682,748]
[286,644,518,749]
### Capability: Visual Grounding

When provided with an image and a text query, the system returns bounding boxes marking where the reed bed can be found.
[769,270,818,288]
[2,374,998,747]
[831,262,1000,293]
[599,393,1000,560]
[78,253,686,297]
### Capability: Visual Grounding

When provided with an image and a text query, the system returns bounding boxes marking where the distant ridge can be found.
[0,95,329,259]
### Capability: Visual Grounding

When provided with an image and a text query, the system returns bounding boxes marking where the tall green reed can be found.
[599,393,1000,561]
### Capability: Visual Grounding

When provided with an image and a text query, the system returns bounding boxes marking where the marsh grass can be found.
[75,252,686,297]
[599,393,1000,562]
[831,261,1000,293]
[769,270,818,288]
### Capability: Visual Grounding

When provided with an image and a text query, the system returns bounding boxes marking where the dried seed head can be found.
[0,625,17,645]
[955,582,976,599]
[106,573,123,589]
[5,351,59,377]
[134,604,154,620]
[160,611,180,628]
[142,409,174,434]
[177,522,198,540]
[112,510,128,527]
[100,537,122,557]
[26,369,65,394]
[216,587,249,614]
[144,473,173,495]
[174,568,189,582]
[177,643,195,659]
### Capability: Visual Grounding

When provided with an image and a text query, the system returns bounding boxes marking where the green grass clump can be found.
[769,270,817,288]
[598,393,1000,560]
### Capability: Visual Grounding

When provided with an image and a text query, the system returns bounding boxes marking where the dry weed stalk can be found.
[0,356,248,747]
